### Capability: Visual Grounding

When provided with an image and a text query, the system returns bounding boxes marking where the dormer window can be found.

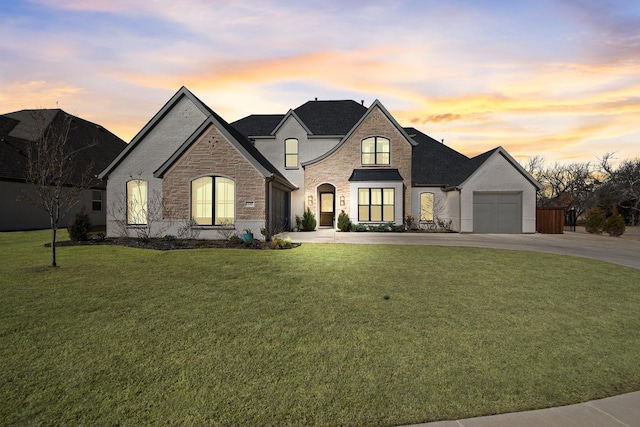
[285,138,298,169]
[361,136,390,165]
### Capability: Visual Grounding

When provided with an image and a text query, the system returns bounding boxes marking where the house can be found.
[0,109,127,231]
[99,87,541,238]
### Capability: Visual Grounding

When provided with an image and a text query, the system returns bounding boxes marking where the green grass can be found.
[1,230,639,426]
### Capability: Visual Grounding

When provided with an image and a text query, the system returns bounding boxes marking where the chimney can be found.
[361,100,364,105]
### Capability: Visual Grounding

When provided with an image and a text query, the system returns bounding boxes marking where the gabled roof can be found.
[99,86,294,188]
[230,100,368,138]
[409,129,541,190]
[456,147,543,190]
[271,109,312,136]
[302,100,416,167]
[1,109,127,188]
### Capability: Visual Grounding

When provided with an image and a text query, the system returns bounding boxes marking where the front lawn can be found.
[1,230,639,426]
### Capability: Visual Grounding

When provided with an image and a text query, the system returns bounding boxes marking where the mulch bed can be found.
[47,237,300,251]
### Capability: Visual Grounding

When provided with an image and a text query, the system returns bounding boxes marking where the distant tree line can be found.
[524,154,640,226]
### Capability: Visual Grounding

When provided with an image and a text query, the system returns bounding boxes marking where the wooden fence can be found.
[536,207,565,234]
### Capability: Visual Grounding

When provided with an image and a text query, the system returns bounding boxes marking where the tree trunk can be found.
[51,227,57,267]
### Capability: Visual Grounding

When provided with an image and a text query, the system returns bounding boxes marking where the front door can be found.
[319,192,334,227]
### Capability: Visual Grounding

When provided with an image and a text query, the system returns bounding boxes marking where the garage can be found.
[473,192,522,233]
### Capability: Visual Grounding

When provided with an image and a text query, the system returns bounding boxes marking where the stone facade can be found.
[162,124,266,222]
[303,106,412,221]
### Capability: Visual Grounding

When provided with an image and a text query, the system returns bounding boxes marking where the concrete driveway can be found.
[284,227,640,270]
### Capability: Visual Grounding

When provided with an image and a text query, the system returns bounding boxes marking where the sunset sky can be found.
[1,0,638,165]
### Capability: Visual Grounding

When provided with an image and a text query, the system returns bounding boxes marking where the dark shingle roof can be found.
[231,100,368,137]
[349,169,404,182]
[407,127,473,186]
[231,114,284,138]
[293,100,367,135]
[1,109,127,188]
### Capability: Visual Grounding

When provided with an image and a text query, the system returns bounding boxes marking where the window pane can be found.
[285,153,298,168]
[321,193,334,213]
[370,189,382,205]
[92,190,102,212]
[377,152,390,165]
[362,153,375,165]
[420,192,434,221]
[383,205,394,221]
[370,205,382,221]
[359,206,369,221]
[215,177,235,225]
[362,137,376,153]
[377,137,390,153]
[192,177,213,225]
[383,188,394,204]
[358,188,369,205]
[127,180,147,225]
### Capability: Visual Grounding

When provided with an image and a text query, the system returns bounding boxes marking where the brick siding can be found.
[304,107,412,219]
[162,124,266,221]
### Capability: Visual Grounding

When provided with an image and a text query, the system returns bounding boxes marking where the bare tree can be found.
[109,186,173,241]
[22,110,96,267]
[600,153,640,225]
[526,157,598,218]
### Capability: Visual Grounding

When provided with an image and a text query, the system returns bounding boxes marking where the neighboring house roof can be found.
[0,109,127,188]
[349,169,404,181]
[100,87,295,189]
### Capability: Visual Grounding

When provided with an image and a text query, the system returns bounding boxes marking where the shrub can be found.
[352,224,367,232]
[337,210,352,232]
[177,217,201,239]
[68,208,91,242]
[585,206,606,234]
[604,206,625,237]
[405,214,415,230]
[228,235,244,244]
[301,208,317,231]
[270,236,292,249]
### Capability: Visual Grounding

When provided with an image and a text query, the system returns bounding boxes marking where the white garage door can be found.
[473,192,522,233]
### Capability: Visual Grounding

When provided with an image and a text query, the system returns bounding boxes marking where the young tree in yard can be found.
[22,110,96,266]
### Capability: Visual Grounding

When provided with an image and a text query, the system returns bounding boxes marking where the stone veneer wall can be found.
[162,124,266,222]
[303,107,412,221]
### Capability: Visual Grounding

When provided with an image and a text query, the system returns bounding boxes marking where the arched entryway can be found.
[317,183,335,228]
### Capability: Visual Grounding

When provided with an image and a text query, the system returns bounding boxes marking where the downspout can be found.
[265,176,274,240]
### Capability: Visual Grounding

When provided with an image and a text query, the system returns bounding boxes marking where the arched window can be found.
[361,136,390,165]
[127,180,148,225]
[191,176,235,225]
[420,192,434,222]
[285,138,298,168]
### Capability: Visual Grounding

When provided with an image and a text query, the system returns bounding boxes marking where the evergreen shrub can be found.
[68,208,91,241]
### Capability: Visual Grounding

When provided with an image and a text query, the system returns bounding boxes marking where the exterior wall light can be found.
[340,195,345,206]
[307,195,313,206]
